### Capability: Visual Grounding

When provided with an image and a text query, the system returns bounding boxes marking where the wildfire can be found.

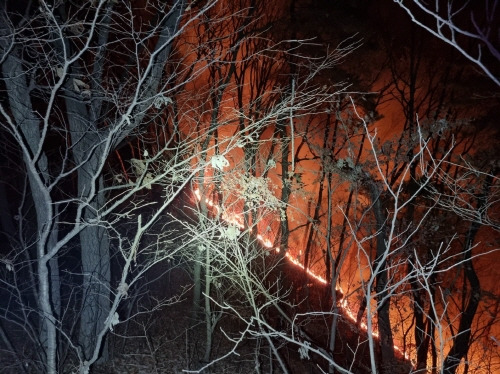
[193,188,412,363]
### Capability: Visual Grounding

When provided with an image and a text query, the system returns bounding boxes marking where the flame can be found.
[193,188,412,363]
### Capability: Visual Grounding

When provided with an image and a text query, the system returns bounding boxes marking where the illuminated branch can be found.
[393,0,500,86]
[0,1,226,373]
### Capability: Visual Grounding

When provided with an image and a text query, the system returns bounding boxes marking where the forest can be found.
[0,1,498,373]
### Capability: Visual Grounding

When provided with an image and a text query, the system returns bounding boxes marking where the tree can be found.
[1,1,498,373]
[341,104,499,373]
[393,0,500,86]
[0,1,219,372]
[426,152,499,374]
[188,98,498,373]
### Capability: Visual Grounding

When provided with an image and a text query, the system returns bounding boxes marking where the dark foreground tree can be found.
[0,0,351,372]
[0,1,220,372]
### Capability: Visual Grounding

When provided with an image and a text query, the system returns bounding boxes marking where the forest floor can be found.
[0,262,413,374]
[0,190,413,373]
[87,263,413,374]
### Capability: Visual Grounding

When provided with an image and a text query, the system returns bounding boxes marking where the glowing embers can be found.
[256,234,273,249]
[284,252,327,285]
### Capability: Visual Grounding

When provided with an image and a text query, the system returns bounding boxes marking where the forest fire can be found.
[1,1,497,373]
[194,187,413,364]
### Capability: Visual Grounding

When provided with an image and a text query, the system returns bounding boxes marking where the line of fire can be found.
[0,1,498,373]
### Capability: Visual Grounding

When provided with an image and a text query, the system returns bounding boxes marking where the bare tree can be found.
[1,1,498,373]
[393,0,500,86]
[345,100,499,373]
[0,1,222,373]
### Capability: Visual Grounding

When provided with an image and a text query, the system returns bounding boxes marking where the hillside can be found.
[85,246,414,374]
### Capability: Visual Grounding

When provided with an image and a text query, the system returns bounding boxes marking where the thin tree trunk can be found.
[442,175,491,373]
[203,242,212,363]
[442,235,481,374]
[404,167,432,370]
[326,173,338,374]
[277,118,291,255]
[368,182,394,373]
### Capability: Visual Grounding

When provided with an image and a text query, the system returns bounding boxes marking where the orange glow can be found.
[175,3,498,371]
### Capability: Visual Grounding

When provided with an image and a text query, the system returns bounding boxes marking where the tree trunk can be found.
[368,182,394,373]
[409,261,428,370]
[203,240,212,363]
[78,190,111,361]
[326,173,338,374]
[47,215,61,360]
[64,91,111,361]
[277,118,291,254]
[442,175,491,373]
[2,50,59,374]
[442,236,481,374]
[77,171,111,361]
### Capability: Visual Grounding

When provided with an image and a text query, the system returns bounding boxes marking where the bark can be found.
[203,240,212,363]
[1,46,58,374]
[409,263,428,370]
[47,215,61,358]
[64,89,111,360]
[442,235,481,374]
[78,185,111,361]
[0,175,16,246]
[326,173,338,374]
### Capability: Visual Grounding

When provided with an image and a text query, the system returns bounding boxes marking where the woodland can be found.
[0,1,498,373]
